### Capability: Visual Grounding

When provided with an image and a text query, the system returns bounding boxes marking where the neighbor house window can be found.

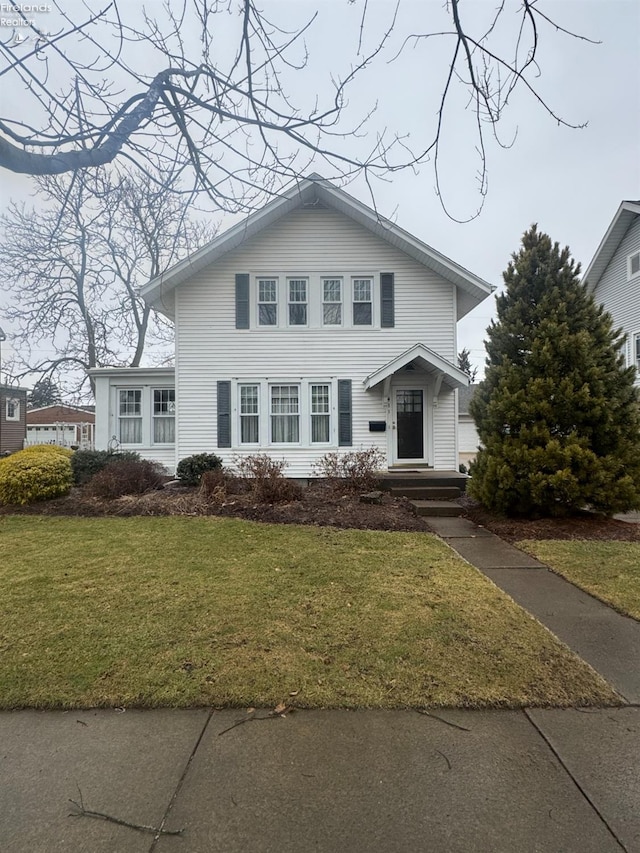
[322,278,342,325]
[153,388,175,443]
[629,252,640,279]
[239,384,260,443]
[5,397,20,421]
[288,279,307,326]
[271,385,299,443]
[310,384,330,443]
[353,278,372,325]
[118,389,142,443]
[258,279,278,325]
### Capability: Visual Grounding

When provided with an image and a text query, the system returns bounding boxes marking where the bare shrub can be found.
[312,448,385,492]
[199,467,244,505]
[232,454,302,503]
[87,459,166,499]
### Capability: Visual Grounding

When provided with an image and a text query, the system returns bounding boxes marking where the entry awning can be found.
[363,343,470,391]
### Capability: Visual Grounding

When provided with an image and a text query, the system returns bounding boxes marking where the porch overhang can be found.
[363,343,470,392]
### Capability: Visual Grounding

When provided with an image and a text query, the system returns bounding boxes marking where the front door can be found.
[395,389,424,460]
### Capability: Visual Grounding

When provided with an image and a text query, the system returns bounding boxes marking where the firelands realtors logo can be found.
[1,3,53,44]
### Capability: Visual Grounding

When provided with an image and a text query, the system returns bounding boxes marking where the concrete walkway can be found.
[425,515,640,704]
[2,518,639,852]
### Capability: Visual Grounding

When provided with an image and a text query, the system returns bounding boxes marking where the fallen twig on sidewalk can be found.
[68,788,183,837]
[218,703,291,736]
[416,710,471,732]
[436,749,452,770]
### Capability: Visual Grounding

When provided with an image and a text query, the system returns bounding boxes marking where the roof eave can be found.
[583,201,640,292]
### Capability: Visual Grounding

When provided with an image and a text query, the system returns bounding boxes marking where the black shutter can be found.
[235,273,250,329]
[217,381,231,448]
[380,272,395,328]
[338,379,352,447]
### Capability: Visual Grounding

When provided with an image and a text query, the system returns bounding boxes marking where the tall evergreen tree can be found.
[457,348,478,382]
[28,378,62,409]
[469,225,640,517]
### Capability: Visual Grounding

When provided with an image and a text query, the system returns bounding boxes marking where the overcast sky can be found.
[0,0,639,382]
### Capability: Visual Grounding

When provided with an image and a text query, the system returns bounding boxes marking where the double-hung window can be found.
[629,252,640,280]
[271,385,299,443]
[322,278,342,325]
[5,397,20,421]
[353,278,373,325]
[258,279,278,326]
[118,389,142,444]
[153,389,175,443]
[310,384,330,443]
[239,384,260,443]
[288,279,307,326]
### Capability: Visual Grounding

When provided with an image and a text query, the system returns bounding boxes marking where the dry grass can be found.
[0,516,618,710]
[519,540,640,620]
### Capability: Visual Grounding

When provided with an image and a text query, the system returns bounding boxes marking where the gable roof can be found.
[363,343,470,391]
[583,200,640,293]
[27,404,95,425]
[142,174,493,320]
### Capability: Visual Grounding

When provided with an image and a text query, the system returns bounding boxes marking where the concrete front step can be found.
[379,472,468,491]
[410,500,465,517]
[391,485,462,500]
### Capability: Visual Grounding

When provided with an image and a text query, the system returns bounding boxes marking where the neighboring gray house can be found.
[583,200,640,383]
[458,384,480,469]
[0,384,29,454]
[91,175,492,475]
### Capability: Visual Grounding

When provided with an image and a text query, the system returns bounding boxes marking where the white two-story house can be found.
[91,175,492,476]
[583,200,640,384]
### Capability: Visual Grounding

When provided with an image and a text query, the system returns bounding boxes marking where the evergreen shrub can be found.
[176,453,223,485]
[469,225,640,517]
[0,448,73,505]
[71,449,141,485]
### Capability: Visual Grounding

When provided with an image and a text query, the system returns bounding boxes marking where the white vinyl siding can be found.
[174,207,460,475]
[592,217,640,386]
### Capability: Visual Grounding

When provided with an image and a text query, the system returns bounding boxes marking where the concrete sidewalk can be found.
[2,706,639,852]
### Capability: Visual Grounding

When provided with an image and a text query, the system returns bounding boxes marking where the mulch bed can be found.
[0,481,430,533]
[2,482,638,540]
[459,495,640,542]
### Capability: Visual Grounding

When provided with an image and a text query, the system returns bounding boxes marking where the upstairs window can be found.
[5,397,20,421]
[629,252,640,279]
[258,279,278,326]
[353,278,372,325]
[322,278,342,325]
[118,389,142,444]
[153,388,175,443]
[288,279,308,326]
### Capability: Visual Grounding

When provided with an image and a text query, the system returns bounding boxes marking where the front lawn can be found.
[519,540,640,620]
[0,516,618,709]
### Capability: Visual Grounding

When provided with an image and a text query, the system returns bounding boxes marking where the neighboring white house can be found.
[583,200,640,384]
[458,384,480,469]
[91,175,493,476]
